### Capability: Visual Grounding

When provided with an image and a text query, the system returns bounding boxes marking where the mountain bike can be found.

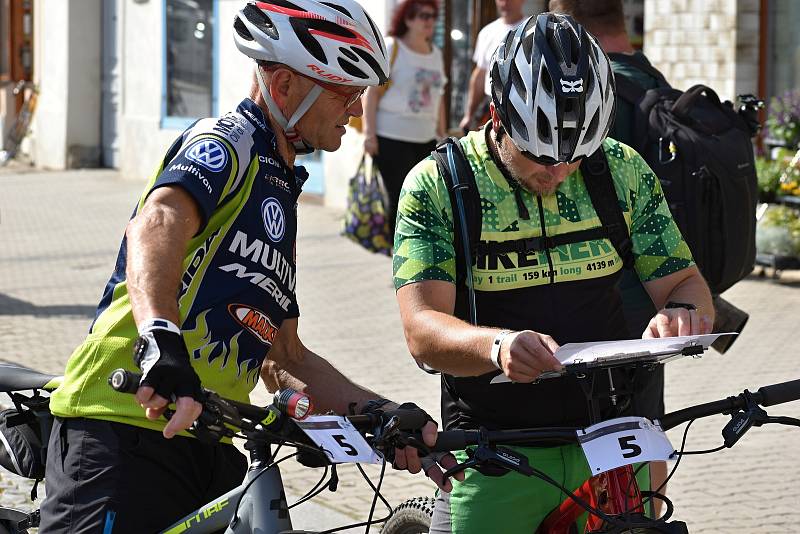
[381,377,800,534]
[0,81,39,166]
[0,363,429,533]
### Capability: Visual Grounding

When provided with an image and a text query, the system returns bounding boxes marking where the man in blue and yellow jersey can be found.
[393,13,714,534]
[40,2,456,533]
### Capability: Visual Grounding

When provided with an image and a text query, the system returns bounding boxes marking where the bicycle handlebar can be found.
[428,378,800,452]
[107,369,429,436]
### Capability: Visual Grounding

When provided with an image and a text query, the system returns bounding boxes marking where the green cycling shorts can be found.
[428,444,651,534]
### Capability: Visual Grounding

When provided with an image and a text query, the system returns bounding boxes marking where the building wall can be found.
[31,0,102,169]
[643,0,759,101]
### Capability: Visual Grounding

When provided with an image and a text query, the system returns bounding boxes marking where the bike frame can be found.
[160,447,293,534]
[537,465,646,533]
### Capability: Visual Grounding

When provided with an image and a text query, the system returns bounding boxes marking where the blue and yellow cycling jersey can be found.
[50,99,305,435]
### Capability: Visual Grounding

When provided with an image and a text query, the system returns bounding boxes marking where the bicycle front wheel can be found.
[381,497,434,534]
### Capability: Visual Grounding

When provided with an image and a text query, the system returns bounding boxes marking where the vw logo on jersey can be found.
[185,138,228,172]
[261,197,286,242]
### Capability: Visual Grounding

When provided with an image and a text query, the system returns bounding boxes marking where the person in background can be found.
[458,0,525,132]
[362,0,447,236]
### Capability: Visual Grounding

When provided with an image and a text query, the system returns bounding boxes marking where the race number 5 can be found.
[617,435,643,458]
[577,416,674,474]
[296,416,381,464]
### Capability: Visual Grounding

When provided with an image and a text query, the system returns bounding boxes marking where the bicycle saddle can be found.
[0,363,60,392]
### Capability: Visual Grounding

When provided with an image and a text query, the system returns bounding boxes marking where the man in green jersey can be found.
[39,2,455,533]
[393,13,713,533]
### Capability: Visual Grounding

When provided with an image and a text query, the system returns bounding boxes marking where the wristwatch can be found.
[665,301,697,311]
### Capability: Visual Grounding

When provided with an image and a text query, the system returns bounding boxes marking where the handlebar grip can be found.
[108,369,142,394]
[383,409,431,430]
[757,379,800,407]
[429,430,476,453]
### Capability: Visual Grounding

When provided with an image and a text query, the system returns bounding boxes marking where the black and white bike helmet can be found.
[489,13,616,164]
[234,0,390,153]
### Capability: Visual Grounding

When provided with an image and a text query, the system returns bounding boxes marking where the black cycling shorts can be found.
[39,417,247,533]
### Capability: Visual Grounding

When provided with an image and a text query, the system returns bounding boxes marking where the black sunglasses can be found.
[415,11,437,21]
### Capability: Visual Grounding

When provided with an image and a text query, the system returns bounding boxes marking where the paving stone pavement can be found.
[0,169,798,533]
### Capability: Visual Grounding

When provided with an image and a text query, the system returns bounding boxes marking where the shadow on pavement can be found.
[0,293,96,318]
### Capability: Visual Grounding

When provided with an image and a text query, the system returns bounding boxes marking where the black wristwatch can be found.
[665,301,697,311]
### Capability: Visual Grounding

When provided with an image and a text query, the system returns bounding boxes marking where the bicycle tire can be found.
[381,497,434,534]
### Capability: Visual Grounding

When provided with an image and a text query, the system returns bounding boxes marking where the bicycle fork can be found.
[536,465,644,534]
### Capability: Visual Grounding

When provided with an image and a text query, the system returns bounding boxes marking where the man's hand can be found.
[392,419,464,493]
[133,322,203,438]
[498,330,562,383]
[643,308,713,338]
[458,114,472,134]
[362,401,464,492]
[364,135,378,156]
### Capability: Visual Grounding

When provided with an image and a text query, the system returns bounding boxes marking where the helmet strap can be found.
[256,64,323,155]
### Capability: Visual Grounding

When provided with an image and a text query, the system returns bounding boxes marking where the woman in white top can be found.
[362,0,447,235]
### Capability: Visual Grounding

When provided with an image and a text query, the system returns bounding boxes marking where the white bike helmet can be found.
[234,0,390,153]
[489,13,616,164]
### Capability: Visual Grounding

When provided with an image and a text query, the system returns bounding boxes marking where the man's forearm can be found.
[403,309,500,376]
[126,189,199,326]
[262,347,381,415]
[463,67,486,121]
[663,273,715,323]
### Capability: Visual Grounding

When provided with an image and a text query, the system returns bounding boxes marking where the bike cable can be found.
[637,418,696,514]
[230,438,329,526]
[317,459,393,534]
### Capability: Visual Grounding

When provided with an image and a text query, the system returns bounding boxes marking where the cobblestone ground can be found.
[1,169,798,532]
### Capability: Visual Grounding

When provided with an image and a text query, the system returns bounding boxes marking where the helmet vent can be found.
[291,19,352,64]
[585,67,595,98]
[540,67,554,96]
[510,63,527,103]
[508,106,529,143]
[353,47,388,84]
[560,129,576,158]
[242,4,279,40]
[340,47,359,62]
[321,2,352,18]
[365,12,385,56]
[338,57,369,79]
[536,108,551,143]
[583,111,600,145]
[235,17,255,41]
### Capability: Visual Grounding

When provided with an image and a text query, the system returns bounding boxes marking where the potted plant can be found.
[764,89,800,153]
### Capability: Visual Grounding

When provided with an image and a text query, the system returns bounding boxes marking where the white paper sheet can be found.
[490,332,736,384]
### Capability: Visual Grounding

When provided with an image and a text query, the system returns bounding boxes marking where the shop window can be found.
[0,1,9,82]
[0,0,33,83]
[767,0,800,99]
[164,0,216,125]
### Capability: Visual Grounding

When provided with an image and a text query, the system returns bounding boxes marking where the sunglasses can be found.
[265,65,366,109]
[415,11,437,21]
[303,74,366,108]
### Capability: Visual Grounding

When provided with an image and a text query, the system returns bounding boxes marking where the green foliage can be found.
[755,157,783,202]
[757,204,800,256]
[766,89,800,148]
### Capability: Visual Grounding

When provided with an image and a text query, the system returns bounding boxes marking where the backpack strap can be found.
[431,137,481,325]
[607,52,670,88]
[580,149,635,270]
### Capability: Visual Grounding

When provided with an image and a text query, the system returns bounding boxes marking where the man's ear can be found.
[489,102,502,132]
[268,68,294,108]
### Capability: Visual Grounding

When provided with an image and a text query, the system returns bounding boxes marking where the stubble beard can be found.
[495,136,558,195]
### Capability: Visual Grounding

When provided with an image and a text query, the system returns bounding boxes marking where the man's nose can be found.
[348,96,364,117]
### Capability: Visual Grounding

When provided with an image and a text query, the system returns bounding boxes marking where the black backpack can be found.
[609,53,760,295]
[431,137,633,325]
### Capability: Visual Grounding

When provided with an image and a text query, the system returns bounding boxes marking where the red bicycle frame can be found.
[537,464,646,533]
